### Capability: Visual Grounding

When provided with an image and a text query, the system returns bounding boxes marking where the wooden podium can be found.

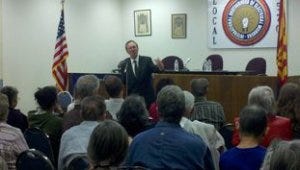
[153,71,278,123]
[69,72,299,123]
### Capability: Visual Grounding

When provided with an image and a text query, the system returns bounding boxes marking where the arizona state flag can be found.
[276,0,288,87]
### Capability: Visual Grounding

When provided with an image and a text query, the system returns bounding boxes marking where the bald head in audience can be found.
[74,75,99,100]
[190,78,209,97]
[157,85,185,124]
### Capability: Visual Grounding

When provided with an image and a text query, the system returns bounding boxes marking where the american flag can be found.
[276,0,288,87]
[52,9,69,91]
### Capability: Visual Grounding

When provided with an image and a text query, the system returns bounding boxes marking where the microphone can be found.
[112,69,121,73]
[184,58,191,65]
[183,58,191,71]
[118,59,127,70]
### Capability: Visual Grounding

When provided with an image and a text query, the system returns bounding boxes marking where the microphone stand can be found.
[118,59,129,97]
[123,61,129,97]
[183,58,191,71]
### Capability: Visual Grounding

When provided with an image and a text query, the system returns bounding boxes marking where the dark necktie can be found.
[134,60,138,77]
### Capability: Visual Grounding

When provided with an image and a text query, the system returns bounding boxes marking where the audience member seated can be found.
[1,86,28,133]
[28,86,63,167]
[190,78,225,130]
[232,86,292,147]
[87,120,129,170]
[220,105,267,170]
[124,85,214,169]
[276,82,300,138]
[261,139,300,170]
[148,78,174,123]
[98,79,110,100]
[57,91,73,115]
[64,75,99,132]
[58,96,106,170]
[180,90,225,170]
[117,95,154,138]
[104,75,124,120]
[0,93,29,169]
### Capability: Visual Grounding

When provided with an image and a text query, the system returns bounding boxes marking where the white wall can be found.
[287,0,300,76]
[0,0,2,85]
[122,0,281,74]
[2,0,123,113]
[2,0,300,113]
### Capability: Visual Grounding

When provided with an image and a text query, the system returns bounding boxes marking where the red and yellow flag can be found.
[276,0,288,87]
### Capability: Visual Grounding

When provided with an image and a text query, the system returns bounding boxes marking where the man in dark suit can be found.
[119,40,164,108]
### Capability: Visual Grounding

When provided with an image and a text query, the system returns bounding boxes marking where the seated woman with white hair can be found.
[232,86,292,147]
[180,90,225,170]
[261,139,300,170]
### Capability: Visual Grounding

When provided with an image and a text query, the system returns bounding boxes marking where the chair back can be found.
[162,56,184,70]
[66,154,89,170]
[57,91,73,112]
[16,149,54,170]
[23,128,55,164]
[118,166,149,170]
[203,54,223,71]
[245,57,266,75]
[219,123,234,150]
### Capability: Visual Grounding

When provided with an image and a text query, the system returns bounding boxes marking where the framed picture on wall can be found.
[172,13,187,39]
[134,9,151,36]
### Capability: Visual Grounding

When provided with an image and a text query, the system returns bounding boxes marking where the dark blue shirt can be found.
[219,146,266,170]
[124,122,214,170]
[7,108,28,133]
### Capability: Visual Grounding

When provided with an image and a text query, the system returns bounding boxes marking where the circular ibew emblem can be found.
[222,0,271,46]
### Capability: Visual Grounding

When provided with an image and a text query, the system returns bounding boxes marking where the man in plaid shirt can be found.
[189,78,225,130]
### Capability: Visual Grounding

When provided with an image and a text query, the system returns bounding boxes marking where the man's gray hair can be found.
[190,78,209,97]
[125,40,138,49]
[183,90,195,112]
[157,85,185,124]
[75,75,99,99]
[248,86,276,114]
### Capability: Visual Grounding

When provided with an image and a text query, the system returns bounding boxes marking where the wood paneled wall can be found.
[153,73,281,123]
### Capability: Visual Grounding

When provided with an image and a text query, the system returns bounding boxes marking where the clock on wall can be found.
[222,0,271,46]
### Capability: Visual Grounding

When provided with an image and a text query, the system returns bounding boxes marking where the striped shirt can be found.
[0,123,29,170]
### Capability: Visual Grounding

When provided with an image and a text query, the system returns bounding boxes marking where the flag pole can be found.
[53,0,69,91]
[61,0,65,9]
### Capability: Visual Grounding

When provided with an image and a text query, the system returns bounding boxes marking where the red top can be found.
[232,115,292,147]
[148,102,160,123]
